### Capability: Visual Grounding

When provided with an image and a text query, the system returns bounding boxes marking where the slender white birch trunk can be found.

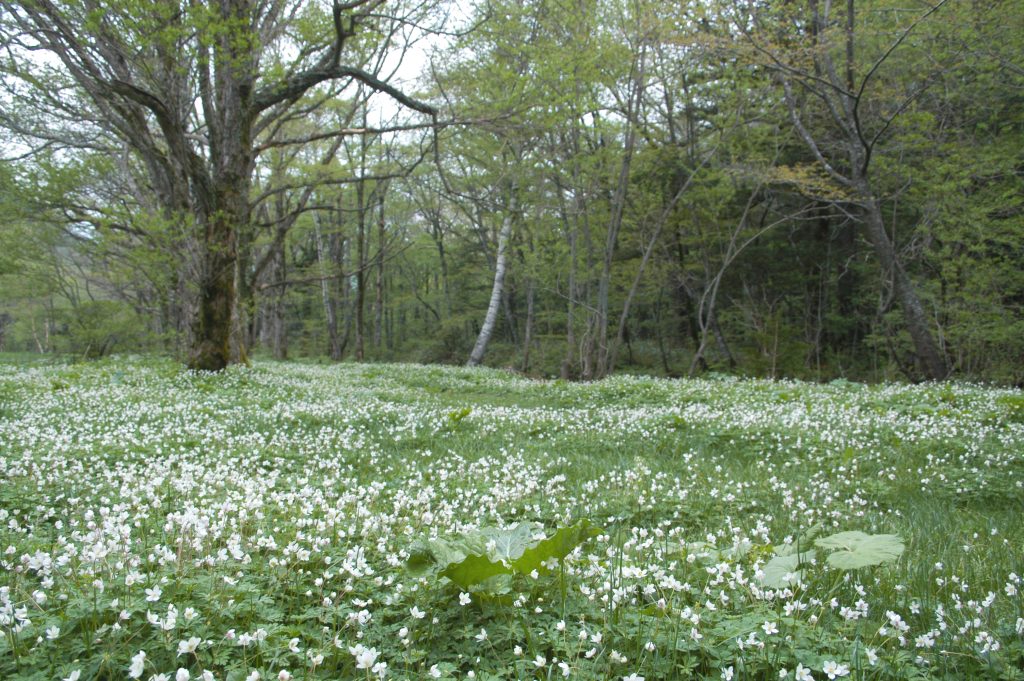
[467,191,517,367]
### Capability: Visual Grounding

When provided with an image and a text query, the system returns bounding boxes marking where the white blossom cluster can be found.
[0,359,1021,680]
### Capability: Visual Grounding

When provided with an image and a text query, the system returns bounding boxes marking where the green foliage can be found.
[760,552,806,589]
[510,521,602,574]
[760,529,904,588]
[0,359,1021,679]
[2,0,1022,382]
[54,300,152,358]
[996,395,1024,424]
[815,531,905,570]
[408,520,600,593]
[445,406,473,430]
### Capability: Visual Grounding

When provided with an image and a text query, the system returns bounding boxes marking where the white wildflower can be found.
[128,651,146,679]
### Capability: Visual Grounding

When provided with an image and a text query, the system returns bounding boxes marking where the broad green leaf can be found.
[815,531,904,569]
[470,574,514,597]
[439,553,512,590]
[439,521,594,587]
[724,538,755,560]
[406,533,491,576]
[511,520,600,574]
[406,521,599,593]
[406,539,467,576]
[406,542,443,577]
[481,521,544,563]
[760,553,809,588]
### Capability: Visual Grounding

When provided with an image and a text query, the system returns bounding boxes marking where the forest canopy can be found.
[0,0,1021,383]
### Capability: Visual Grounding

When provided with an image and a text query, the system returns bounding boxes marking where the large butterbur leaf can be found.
[759,528,904,587]
[774,524,824,557]
[758,524,821,588]
[815,531,904,570]
[440,553,513,590]
[406,532,492,578]
[759,552,811,588]
[511,520,601,574]
[407,539,464,577]
[437,521,542,589]
[481,521,544,563]
[406,520,601,594]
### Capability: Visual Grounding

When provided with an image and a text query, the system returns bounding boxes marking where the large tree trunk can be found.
[467,189,517,367]
[191,194,242,371]
[861,193,948,380]
[190,0,254,372]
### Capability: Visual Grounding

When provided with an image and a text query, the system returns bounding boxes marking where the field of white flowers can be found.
[1,358,1022,681]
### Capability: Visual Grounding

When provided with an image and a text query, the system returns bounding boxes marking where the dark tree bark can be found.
[562,218,578,380]
[433,220,452,318]
[521,278,535,372]
[861,192,947,379]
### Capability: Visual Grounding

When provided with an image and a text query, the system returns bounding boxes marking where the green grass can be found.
[0,356,1022,680]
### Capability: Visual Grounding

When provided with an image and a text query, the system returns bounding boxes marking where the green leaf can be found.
[815,531,904,569]
[406,533,491,577]
[471,574,514,597]
[439,553,512,590]
[511,519,601,574]
[406,522,538,589]
[481,521,544,563]
[406,543,440,577]
[760,553,809,588]
[405,520,599,593]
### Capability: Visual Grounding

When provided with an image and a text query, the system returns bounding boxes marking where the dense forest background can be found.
[0,0,1021,383]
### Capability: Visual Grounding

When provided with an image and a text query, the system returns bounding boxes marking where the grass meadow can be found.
[1,357,1022,680]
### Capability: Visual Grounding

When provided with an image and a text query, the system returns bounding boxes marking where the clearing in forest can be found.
[0,358,1022,680]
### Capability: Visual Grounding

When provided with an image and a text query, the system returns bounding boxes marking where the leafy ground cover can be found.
[0,357,1022,680]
